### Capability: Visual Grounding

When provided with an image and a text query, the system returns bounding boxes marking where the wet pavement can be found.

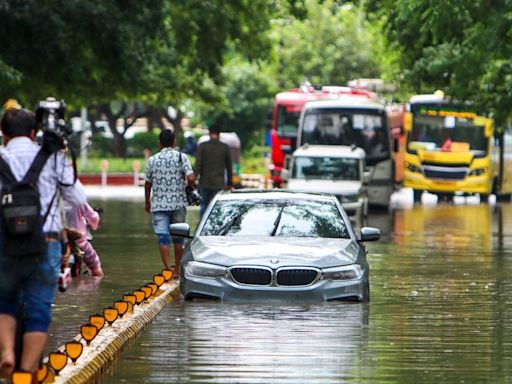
[47,193,512,383]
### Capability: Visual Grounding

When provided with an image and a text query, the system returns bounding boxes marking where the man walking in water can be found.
[144,129,196,276]
[194,123,233,216]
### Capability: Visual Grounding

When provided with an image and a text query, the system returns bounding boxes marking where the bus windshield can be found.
[408,113,487,156]
[276,105,302,137]
[292,156,360,181]
[300,108,389,162]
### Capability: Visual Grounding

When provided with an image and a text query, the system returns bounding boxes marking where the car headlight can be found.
[339,193,359,203]
[321,265,363,280]
[405,162,423,173]
[185,261,227,278]
[468,167,487,176]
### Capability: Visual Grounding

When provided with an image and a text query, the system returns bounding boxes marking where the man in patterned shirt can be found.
[144,129,196,276]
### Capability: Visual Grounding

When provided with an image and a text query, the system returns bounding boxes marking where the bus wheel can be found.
[413,190,422,203]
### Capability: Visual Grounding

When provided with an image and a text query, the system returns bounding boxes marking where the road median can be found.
[47,280,179,384]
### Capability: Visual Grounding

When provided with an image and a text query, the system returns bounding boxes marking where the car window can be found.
[201,199,349,238]
[292,156,360,180]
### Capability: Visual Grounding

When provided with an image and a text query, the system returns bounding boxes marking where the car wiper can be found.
[219,213,242,236]
[270,206,285,236]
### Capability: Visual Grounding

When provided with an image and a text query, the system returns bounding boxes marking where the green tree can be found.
[270,0,392,89]
[0,1,170,105]
[192,56,276,147]
[0,1,272,106]
[365,1,512,126]
[0,0,273,156]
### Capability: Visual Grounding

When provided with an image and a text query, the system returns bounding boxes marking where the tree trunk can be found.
[98,103,127,157]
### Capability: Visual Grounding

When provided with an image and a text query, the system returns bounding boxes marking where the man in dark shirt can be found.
[194,124,233,216]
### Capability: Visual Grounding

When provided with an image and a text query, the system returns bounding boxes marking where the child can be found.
[64,202,104,277]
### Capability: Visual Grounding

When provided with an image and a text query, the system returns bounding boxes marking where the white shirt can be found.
[0,137,87,233]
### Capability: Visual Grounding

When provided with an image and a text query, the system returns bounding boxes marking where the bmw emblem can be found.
[270,258,279,264]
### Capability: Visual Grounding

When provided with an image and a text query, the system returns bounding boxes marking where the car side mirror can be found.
[358,227,380,242]
[281,144,292,155]
[170,223,192,238]
[284,154,292,170]
[363,170,371,185]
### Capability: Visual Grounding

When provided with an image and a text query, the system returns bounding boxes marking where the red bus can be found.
[269,82,377,187]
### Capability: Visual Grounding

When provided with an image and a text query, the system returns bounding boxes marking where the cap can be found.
[2,99,21,111]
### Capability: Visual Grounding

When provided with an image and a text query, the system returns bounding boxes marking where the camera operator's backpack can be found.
[0,149,52,257]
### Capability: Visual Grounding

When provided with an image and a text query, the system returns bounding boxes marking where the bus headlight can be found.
[321,265,363,281]
[468,167,487,176]
[405,162,423,173]
[185,261,227,278]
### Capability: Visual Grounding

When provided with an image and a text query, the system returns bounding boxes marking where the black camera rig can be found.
[36,97,73,153]
[35,97,78,184]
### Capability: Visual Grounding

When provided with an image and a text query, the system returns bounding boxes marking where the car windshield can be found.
[201,199,349,238]
[292,156,360,181]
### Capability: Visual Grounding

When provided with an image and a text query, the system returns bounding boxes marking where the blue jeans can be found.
[0,241,61,332]
[151,207,186,245]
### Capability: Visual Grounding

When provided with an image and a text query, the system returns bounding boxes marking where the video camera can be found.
[36,97,72,153]
[185,186,201,206]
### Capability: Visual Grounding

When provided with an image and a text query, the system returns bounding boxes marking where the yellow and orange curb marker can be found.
[41,276,178,384]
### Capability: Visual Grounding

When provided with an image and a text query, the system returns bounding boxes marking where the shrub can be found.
[126,132,160,157]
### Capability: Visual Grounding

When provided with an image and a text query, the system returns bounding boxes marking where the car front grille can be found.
[230,267,272,285]
[276,268,319,286]
[423,165,467,180]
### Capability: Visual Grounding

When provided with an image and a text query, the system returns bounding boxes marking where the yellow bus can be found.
[403,92,495,202]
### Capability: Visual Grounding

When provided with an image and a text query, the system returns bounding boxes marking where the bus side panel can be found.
[494,132,512,195]
[367,158,394,207]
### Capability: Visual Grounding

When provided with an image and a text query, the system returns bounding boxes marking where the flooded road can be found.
[47,197,512,383]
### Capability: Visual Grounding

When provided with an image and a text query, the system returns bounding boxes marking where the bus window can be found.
[301,108,389,161]
[277,105,301,137]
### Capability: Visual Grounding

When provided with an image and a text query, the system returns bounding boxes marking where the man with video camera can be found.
[0,103,86,379]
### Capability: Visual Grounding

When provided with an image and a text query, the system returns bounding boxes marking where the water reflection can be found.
[107,302,369,384]
[46,200,199,352]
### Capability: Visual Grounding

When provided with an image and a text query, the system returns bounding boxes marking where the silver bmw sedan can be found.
[171,190,380,302]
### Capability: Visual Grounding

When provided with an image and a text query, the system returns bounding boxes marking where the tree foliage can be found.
[366,0,512,126]
[0,1,169,105]
[270,0,391,89]
[192,56,276,147]
[193,0,396,149]
[0,0,271,108]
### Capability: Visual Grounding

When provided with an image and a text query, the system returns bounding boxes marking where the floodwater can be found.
[46,196,512,383]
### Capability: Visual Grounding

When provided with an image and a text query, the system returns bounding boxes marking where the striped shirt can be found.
[0,137,87,233]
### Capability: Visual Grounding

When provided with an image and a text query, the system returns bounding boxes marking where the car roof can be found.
[293,145,365,159]
[216,189,338,203]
